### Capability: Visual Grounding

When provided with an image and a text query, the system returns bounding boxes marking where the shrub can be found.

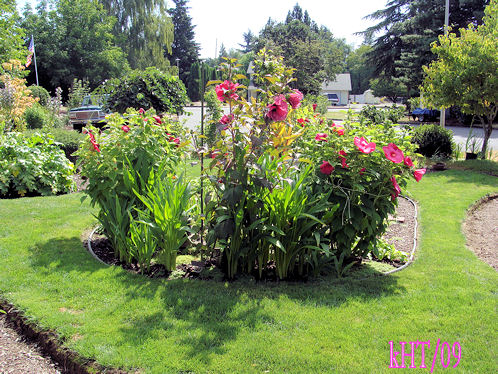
[411,124,454,158]
[0,60,38,133]
[26,128,85,162]
[0,132,74,197]
[24,102,48,129]
[97,67,189,114]
[75,109,191,269]
[28,85,50,106]
[359,104,405,125]
[203,51,423,280]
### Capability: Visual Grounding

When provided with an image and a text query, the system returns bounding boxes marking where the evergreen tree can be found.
[187,61,201,101]
[360,0,489,97]
[100,0,174,70]
[238,30,256,53]
[168,0,200,84]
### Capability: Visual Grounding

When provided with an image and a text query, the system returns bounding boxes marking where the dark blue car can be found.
[411,108,440,122]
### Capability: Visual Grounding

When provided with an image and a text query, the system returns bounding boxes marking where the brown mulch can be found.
[0,315,61,374]
[462,194,498,271]
[384,197,417,257]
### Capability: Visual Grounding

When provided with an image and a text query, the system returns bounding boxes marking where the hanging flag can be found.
[26,36,34,67]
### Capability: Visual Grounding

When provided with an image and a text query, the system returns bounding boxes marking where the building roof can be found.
[321,73,352,91]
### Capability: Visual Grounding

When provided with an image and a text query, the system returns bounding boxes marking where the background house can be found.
[321,73,352,106]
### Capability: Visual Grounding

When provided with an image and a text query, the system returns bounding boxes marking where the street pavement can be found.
[180,106,497,151]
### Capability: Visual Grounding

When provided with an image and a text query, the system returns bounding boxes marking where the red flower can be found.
[383,143,404,163]
[390,175,401,200]
[266,94,288,122]
[413,168,426,182]
[288,89,303,109]
[359,167,366,175]
[320,161,334,175]
[138,108,145,115]
[333,126,344,136]
[153,115,162,125]
[315,133,328,142]
[121,125,130,133]
[404,156,414,167]
[88,132,100,153]
[297,118,309,127]
[215,80,240,102]
[339,150,349,168]
[354,136,376,154]
[312,104,317,112]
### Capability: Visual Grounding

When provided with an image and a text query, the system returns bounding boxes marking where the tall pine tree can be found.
[168,0,199,84]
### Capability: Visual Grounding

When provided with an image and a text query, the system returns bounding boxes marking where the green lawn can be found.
[0,168,497,373]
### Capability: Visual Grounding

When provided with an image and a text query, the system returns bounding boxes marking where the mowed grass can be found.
[0,167,497,373]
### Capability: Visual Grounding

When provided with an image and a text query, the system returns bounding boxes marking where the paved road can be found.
[180,106,497,150]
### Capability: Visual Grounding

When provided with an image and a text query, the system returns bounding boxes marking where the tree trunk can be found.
[480,108,497,158]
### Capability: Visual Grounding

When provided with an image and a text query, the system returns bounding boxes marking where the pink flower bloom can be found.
[383,143,404,163]
[404,156,414,167]
[359,167,366,175]
[153,115,162,125]
[315,133,328,142]
[339,150,349,168]
[215,80,240,102]
[220,114,233,125]
[121,125,130,133]
[138,108,145,115]
[320,161,334,175]
[266,94,288,122]
[390,175,401,200]
[413,168,426,182]
[312,104,317,112]
[168,136,180,145]
[354,136,376,154]
[288,89,303,109]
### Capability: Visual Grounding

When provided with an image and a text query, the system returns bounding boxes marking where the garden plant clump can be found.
[0,132,75,197]
[76,109,193,272]
[202,50,425,280]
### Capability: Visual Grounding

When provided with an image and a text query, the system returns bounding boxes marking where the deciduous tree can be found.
[422,0,497,156]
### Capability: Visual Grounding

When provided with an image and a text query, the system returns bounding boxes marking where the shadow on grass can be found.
[429,168,498,188]
[28,237,404,366]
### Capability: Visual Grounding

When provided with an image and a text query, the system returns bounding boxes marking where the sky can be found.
[17,0,389,58]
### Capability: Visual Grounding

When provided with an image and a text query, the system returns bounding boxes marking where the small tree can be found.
[422,0,497,156]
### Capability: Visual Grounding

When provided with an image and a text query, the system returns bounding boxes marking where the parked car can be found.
[411,108,440,122]
[69,95,109,132]
[325,93,340,106]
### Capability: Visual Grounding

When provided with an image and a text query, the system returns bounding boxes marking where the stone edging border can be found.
[87,195,420,278]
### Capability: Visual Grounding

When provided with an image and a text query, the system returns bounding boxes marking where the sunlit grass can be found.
[0,168,497,373]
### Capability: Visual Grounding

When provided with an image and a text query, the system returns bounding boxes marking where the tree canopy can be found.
[21,0,129,95]
[255,3,350,95]
[361,0,489,97]
[422,0,497,156]
[0,0,26,70]
[100,0,174,70]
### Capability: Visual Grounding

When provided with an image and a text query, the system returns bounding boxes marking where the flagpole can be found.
[32,35,39,86]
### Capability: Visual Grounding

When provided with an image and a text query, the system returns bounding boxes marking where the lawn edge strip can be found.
[0,297,127,374]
